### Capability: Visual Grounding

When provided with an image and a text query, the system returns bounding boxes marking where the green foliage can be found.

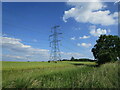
[2,61,119,88]
[71,56,75,61]
[68,57,95,62]
[78,58,96,62]
[92,35,120,65]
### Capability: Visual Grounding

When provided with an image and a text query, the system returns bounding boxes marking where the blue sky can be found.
[2,1,119,61]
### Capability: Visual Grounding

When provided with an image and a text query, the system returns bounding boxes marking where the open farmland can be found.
[2,61,119,88]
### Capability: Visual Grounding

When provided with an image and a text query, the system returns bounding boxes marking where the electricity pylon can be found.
[49,25,62,62]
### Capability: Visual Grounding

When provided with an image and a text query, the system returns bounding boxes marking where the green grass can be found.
[2,61,73,70]
[2,61,119,88]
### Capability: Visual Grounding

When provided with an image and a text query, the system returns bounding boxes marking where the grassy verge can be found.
[2,61,119,88]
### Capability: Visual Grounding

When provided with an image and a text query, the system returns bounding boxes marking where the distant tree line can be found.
[61,57,96,62]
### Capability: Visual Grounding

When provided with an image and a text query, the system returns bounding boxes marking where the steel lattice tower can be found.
[49,25,62,62]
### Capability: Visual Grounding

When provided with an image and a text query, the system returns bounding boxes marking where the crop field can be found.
[2,61,119,88]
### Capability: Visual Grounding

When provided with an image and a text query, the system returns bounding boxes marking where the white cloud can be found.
[67,0,119,2]
[2,34,7,37]
[112,12,119,18]
[1,36,49,61]
[114,0,120,4]
[1,36,87,61]
[77,43,81,46]
[72,27,81,30]
[89,26,108,36]
[2,55,28,61]
[77,43,92,48]
[79,35,90,39]
[70,37,76,40]
[63,0,118,26]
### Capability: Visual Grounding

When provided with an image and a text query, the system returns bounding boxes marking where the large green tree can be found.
[92,35,120,65]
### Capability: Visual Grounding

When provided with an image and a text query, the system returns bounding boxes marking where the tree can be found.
[71,56,75,61]
[92,35,120,65]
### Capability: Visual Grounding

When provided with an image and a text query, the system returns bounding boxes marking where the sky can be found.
[1,1,119,61]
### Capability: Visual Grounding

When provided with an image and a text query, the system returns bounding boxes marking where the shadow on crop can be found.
[70,63,99,67]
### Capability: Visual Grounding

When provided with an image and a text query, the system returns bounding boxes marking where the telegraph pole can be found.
[49,25,62,62]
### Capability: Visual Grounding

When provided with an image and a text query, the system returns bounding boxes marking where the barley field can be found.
[2,61,119,88]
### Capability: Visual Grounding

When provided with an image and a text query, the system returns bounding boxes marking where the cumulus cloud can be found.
[79,35,90,39]
[70,37,76,40]
[89,25,108,36]
[77,43,92,48]
[114,0,120,4]
[1,36,85,61]
[1,36,49,61]
[63,0,118,26]
[2,55,28,61]
[72,27,81,30]
[90,28,107,36]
